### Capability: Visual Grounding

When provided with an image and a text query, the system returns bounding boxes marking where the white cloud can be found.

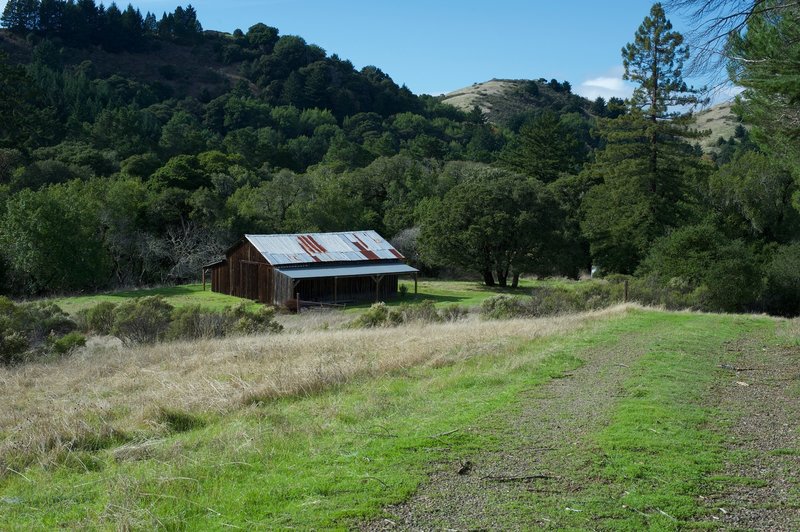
[575,67,635,101]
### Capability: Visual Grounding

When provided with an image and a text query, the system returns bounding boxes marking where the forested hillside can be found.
[0,1,798,317]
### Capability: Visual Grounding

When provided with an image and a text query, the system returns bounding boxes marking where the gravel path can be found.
[362,318,799,530]
[363,325,651,530]
[707,333,800,531]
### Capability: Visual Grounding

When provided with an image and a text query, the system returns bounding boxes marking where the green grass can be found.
[506,312,775,529]
[0,309,774,529]
[0,326,587,528]
[348,277,595,311]
[43,277,605,316]
[47,283,258,314]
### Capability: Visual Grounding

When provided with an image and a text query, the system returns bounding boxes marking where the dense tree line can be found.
[1,1,798,316]
[1,1,201,50]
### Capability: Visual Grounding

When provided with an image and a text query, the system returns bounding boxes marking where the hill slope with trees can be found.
[441,78,625,128]
[0,1,798,317]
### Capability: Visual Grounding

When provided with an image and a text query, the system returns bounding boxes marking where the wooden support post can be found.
[624,279,629,303]
[293,279,301,313]
[202,268,206,291]
[414,273,418,295]
[373,275,384,302]
[334,277,338,304]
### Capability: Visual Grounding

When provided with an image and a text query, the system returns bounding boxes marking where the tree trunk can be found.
[511,272,521,288]
[496,270,508,287]
[482,269,495,286]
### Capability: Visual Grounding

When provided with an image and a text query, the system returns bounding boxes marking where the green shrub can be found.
[627,275,703,310]
[351,302,390,328]
[602,273,633,285]
[49,331,86,355]
[0,297,28,364]
[168,305,230,340]
[637,224,762,312]
[574,282,621,310]
[100,300,283,344]
[0,297,79,364]
[391,300,441,324]
[112,296,174,345]
[441,304,468,322]
[21,301,76,343]
[227,304,283,335]
[762,243,800,316]
[528,286,585,315]
[481,284,621,320]
[351,300,460,328]
[78,301,117,335]
[0,331,29,365]
[480,295,530,319]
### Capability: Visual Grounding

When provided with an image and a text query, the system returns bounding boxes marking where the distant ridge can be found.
[441,78,593,127]
[691,101,745,153]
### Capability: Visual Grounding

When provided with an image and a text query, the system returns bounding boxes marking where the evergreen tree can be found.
[498,110,582,183]
[37,0,63,33]
[622,2,703,186]
[1,0,40,32]
[727,3,800,169]
[581,3,706,273]
[0,51,53,149]
[143,11,157,34]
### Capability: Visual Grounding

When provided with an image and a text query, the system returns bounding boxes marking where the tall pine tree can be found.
[1,0,40,32]
[581,3,706,273]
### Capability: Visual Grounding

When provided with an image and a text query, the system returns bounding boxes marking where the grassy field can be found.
[47,283,258,314]
[1,306,797,528]
[44,277,597,315]
[367,278,566,310]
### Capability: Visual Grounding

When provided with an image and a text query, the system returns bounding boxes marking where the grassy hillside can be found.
[441,78,592,127]
[692,100,745,153]
[1,306,797,528]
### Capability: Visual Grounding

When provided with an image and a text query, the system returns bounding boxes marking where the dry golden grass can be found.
[778,317,800,346]
[0,305,635,473]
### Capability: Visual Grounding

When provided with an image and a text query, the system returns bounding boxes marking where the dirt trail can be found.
[364,325,651,530]
[364,319,800,531]
[708,333,800,531]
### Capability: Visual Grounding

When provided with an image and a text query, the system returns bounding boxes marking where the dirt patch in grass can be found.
[704,327,800,530]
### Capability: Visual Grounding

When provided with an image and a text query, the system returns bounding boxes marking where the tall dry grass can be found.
[0,305,635,473]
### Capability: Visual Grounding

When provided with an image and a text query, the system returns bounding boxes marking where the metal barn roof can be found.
[245,231,405,266]
[276,263,418,280]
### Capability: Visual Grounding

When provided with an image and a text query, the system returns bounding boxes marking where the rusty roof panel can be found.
[244,231,405,266]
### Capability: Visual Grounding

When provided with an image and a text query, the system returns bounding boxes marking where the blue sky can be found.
[3,0,721,101]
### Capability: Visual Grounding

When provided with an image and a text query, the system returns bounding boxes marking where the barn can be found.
[204,231,419,307]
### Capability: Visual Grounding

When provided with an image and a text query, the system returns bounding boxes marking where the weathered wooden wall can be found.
[211,240,274,303]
